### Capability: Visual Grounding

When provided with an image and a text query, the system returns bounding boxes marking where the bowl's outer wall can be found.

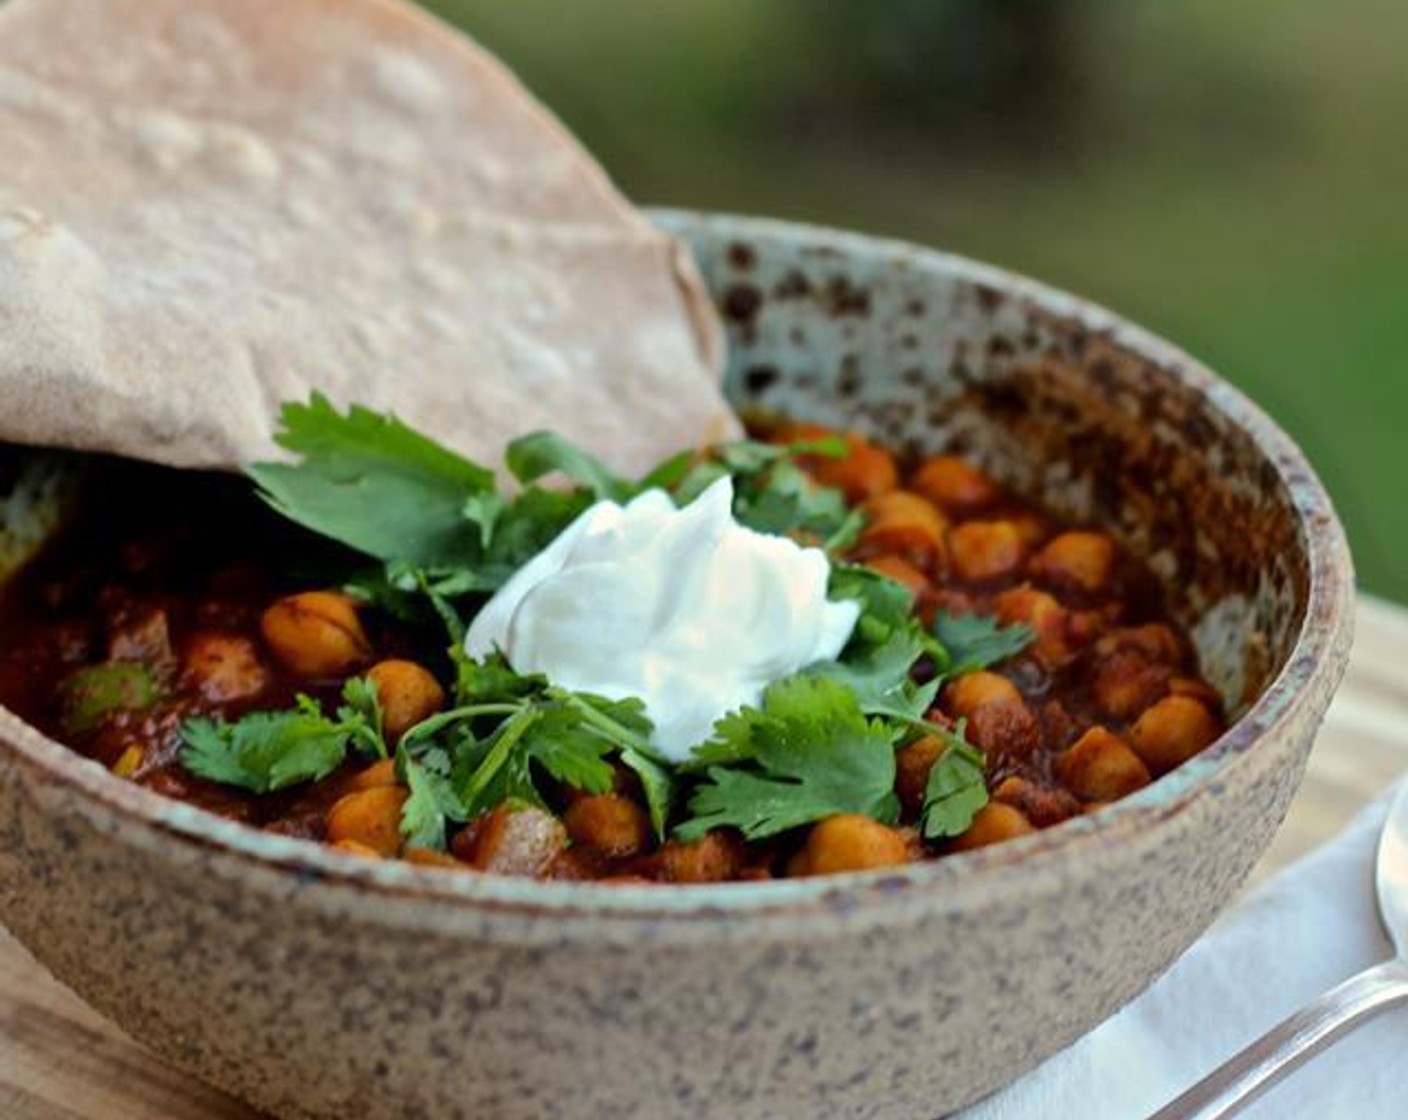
[0,213,1354,1120]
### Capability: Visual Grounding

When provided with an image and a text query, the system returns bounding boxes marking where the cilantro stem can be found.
[822,507,867,557]
[460,707,541,807]
[558,693,657,756]
[397,702,529,752]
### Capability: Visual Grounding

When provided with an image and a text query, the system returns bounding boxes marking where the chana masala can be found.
[0,401,1225,883]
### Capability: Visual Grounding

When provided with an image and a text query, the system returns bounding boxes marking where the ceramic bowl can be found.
[0,212,1353,1119]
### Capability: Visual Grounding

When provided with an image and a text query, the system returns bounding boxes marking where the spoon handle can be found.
[1148,957,1408,1119]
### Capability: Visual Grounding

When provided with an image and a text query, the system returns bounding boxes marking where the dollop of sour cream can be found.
[463,477,859,762]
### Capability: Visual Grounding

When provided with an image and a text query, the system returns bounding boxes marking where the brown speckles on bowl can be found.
[0,212,1354,1120]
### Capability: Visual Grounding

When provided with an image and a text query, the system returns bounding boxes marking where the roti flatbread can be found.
[0,0,734,475]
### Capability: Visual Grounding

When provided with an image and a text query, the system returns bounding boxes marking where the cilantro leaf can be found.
[553,691,656,754]
[484,487,593,578]
[933,611,1034,675]
[454,650,546,705]
[919,724,988,839]
[181,705,353,793]
[829,564,918,646]
[181,682,385,793]
[732,459,853,543]
[804,628,939,724]
[635,448,699,492]
[518,704,617,794]
[621,747,676,840]
[462,491,505,551]
[398,751,465,851]
[813,564,944,721]
[455,707,544,815]
[676,677,901,841]
[665,437,858,546]
[249,394,497,567]
[505,431,630,501]
[403,657,660,819]
[670,460,731,505]
[336,676,388,759]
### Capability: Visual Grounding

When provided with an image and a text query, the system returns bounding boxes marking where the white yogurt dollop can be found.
[463,477,859,762]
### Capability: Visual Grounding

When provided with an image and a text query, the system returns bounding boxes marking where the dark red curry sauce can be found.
[0,434,1224,882]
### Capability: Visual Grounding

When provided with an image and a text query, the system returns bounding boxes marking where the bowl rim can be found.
[0,210,1356,923]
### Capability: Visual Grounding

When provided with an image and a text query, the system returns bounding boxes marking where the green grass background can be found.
[427,0,1407,601]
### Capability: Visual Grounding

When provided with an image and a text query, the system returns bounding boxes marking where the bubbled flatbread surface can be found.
[0,0,733,475]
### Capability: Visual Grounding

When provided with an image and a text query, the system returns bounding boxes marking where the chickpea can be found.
[994,586,1086,669]
[563,794,653,859]
[991,776,1080,827]
[403,847,466,870]
[895,736,944,821]
[945,670,1022,717]
[948,520,1025,582]
[658,831,744,883]
[1055,727,1152,802]
[966,701,1041,758]
[1009,512,1052,548]
[950,803,1035,851]
[1128,695,1222,774]
[1095,623,1182,666]
[332,839,383,859]
[1169,677,1223,708]
[1028,531,1118,596]
[348,757,398,791]
[1090,649,1171,722]
[910,455,1001,516]
[260,591,371,680]
[182,632,270,703]
[858,491,949,573]
[790,814,911,876]
[862,554,931,598]
[367,659,446,741]
[325,785,408,857]
[1039,698,1079,752]
[458,805,567,877]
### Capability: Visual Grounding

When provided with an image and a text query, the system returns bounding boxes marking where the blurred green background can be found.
[428,0,1406,602]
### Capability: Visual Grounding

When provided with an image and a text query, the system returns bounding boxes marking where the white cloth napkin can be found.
[959,792,1407,1119]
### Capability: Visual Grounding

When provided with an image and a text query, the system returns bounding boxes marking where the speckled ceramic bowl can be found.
[0,212,1353,1120]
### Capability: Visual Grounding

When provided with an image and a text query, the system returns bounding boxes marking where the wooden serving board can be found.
[4,597,1407,1120]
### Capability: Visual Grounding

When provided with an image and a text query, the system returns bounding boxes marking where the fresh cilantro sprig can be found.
[670,573,1022,843]
[919,722,988,839]
[248,395,497,568]
[669,437,862,552]
[397,749,464,851]
[813,564,945,723]
[359,651,664,850]
[676,677,901,841]
[178,651,669,852]
[933,611,1035,675]
[180,680,386,793]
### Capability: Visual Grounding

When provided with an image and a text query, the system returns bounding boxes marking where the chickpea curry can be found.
[0,398,1225,883]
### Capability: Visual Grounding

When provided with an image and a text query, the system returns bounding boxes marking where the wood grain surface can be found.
[4,596,1406,1120]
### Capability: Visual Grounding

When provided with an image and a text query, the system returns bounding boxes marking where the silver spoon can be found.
[1149,780,1408,1119]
